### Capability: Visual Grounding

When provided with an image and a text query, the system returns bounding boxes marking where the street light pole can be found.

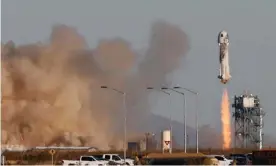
[161,87,187,153]
[174,86,199,153]
[168,95,173,154]
[123,92,127,162]
[101,86,127,163]
[147,87,172,153]
[183,93,187,153]
[195,94,199,153]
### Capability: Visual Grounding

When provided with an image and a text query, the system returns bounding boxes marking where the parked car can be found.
[94,154,134,165]
[229,153,252,165]
[62,155,108,165]
[206,155,233,165]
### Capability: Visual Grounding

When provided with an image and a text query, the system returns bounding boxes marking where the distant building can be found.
[1,144,27,152]
[127,132,158,152]
[128,142,140,152]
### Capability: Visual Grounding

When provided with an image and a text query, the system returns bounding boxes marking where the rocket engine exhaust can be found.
[221,88,232,150]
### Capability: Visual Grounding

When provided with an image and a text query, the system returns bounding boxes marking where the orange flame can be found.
[221,88,231,149]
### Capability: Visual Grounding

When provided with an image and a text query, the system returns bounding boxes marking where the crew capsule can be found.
[218,30,229,45]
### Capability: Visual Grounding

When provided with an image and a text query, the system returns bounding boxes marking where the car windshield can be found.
[215,156,225,161]
[94,157,105,161]
[117,155,123,159]
[247,154,252,160]
[225,156,232,159]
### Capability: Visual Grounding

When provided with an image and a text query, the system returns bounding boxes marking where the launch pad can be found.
[232,92,265,150]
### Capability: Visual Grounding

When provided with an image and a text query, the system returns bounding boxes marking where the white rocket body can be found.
[218,30,231,84]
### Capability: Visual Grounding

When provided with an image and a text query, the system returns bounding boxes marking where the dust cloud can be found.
[1,21,190,150]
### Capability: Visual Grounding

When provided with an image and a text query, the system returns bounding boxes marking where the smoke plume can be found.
[1,21,190,150]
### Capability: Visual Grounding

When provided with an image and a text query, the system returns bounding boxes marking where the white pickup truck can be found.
[94,154,134,165]
[62,155,108,165]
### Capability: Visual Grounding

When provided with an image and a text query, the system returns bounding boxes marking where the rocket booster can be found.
[218,30,231,84]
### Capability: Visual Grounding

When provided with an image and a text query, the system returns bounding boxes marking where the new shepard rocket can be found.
[218,30,231,84]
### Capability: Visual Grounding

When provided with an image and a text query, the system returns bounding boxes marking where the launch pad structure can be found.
[232,92,265,150]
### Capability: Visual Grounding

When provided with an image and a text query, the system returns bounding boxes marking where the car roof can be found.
[230,154,246,156]
[207,155,225,157]
[207,155,226,159]
[234,156,246,158]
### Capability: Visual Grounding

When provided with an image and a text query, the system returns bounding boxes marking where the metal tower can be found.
[232,92,265,150]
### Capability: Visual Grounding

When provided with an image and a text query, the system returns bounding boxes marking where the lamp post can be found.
[101,86,127,163]
[173,86,199,153]
[147,87,172,153]
[145,132,149,151]
[161,87,187,153]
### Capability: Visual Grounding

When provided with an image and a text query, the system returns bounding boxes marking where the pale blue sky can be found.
[2,0,276,136]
